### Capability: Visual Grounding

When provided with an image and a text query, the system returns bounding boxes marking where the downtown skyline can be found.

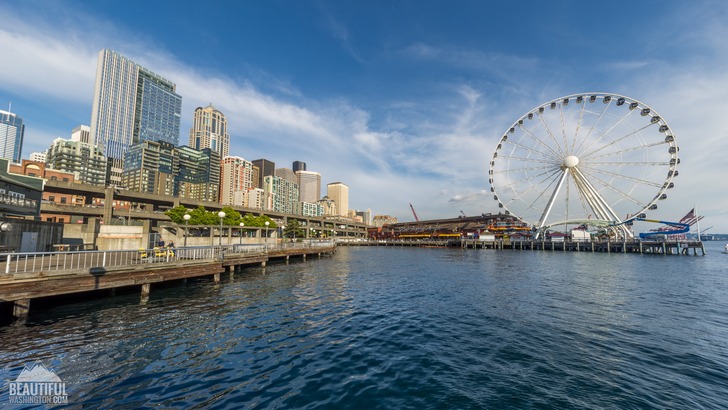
[1,1,727,231]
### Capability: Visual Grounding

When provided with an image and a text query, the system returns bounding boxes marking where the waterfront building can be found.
[252,159,275,189]
[45,137,107,185]
[122,140,176,196]
[318,196,337,216]
[176,146,220,202]
[295,201,324,217]
[28,152,46,163]
[122,141,219,201]
[6,159,66,219]
[90,49,182,186]
[326,182,349,217]
[189,104,229,158]
[0,109,25,163]
[292,161,306,172]
[263,175,298,214]
[354,208,372,225]
[296,170,321,204]
[220,156,254,206]
[373,214,398,227]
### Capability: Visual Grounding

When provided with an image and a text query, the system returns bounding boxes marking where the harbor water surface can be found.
[1,242,727,408]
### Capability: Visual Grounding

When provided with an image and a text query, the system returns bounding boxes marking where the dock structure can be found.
[0,242,335,323]
[341,239,706,255]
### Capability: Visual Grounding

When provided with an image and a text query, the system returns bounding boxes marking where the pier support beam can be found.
[285,255,289,265]
[261,261,266,268]
[213,273,221,283]
[13,299,30,321]
[303,254,306,261]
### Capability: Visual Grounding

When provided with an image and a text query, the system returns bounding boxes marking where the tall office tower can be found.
[71,125,91,144]
[252,159,275,188]
[176,146,220,202]
[90,49,182,186]
[189,104,229,158]
[296,170,321,203]
[275,167,297,185]
[327,182,349,217]
[292,161,306,172]
[263,175,298,214]
[46,137,108,185]
[220,156,254,205]
[29,152,46,163]
[0,109,25,163]
[251,165,260,190]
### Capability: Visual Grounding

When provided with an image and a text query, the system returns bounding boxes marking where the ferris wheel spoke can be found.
[574,101,636,156]
[498,167,560,191]
[580,121,656,159]
[572,99,615,155]
[536,113,567,157]
[517,124,564,160]
[493,163,553,175]
[584,160,669,167]
[581,166,663,188]
[497,154,557,164]
[507,139,561,162]
[570,100,588,155]
[577,167,651,208]
[584,140,667,161]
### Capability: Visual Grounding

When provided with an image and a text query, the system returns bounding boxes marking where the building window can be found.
[49,196,56,201]
[60,197,67,204]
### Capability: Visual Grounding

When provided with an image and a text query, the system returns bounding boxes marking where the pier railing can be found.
[1,240,335,275]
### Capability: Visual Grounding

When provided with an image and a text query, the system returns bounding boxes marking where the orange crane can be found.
[409,203,420,222]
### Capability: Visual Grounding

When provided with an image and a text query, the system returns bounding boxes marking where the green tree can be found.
[164,205,189,224]
[283,219,305,239]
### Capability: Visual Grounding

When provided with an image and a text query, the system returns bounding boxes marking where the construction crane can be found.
[409,203,420,222]
[460,210,467,218]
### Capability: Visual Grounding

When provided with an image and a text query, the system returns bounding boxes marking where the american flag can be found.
[678,208,704,226]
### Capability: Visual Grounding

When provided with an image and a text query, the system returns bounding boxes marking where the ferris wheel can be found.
[489,93,679,239]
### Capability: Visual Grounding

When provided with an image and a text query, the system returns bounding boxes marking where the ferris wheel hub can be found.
[562,155,579,168]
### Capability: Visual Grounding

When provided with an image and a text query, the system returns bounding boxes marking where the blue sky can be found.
[1,0,727,232]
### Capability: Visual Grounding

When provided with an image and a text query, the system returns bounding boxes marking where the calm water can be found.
[1,242,727,409]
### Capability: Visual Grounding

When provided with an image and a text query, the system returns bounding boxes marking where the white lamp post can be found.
[183,214,191,247]
[264,221,270,250]
[239,222,245,245]
[218,211,226,246]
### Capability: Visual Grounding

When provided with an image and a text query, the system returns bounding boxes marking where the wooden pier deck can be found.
[342,239,706,255]
[0,244,336,323]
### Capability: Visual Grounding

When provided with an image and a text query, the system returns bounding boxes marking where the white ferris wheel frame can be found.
[488,92,680,239]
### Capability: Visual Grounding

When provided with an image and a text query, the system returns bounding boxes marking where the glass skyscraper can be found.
[0,109,25,163]
[90,49,182,185]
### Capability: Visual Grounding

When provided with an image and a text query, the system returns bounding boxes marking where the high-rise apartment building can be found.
[0,109,25,163]
[263,175,298,214]
[252,159,275,189]
[46,137,107,185]
[296,170,321,203]
[90,49,182,185]
[220,156,254,206]
[189,104,229,158]
[327,182,349,217]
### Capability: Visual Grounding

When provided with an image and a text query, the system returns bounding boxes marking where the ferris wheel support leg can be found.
[571,167,633,239]
[535,168,569,239]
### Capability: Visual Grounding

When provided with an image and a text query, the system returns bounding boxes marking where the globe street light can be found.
[264,221,270,250]
[183,214,191,247]
[239,222,245,245]
[218,211,226,246]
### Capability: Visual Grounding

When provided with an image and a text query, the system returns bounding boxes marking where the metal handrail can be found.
[1,240,335,275]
